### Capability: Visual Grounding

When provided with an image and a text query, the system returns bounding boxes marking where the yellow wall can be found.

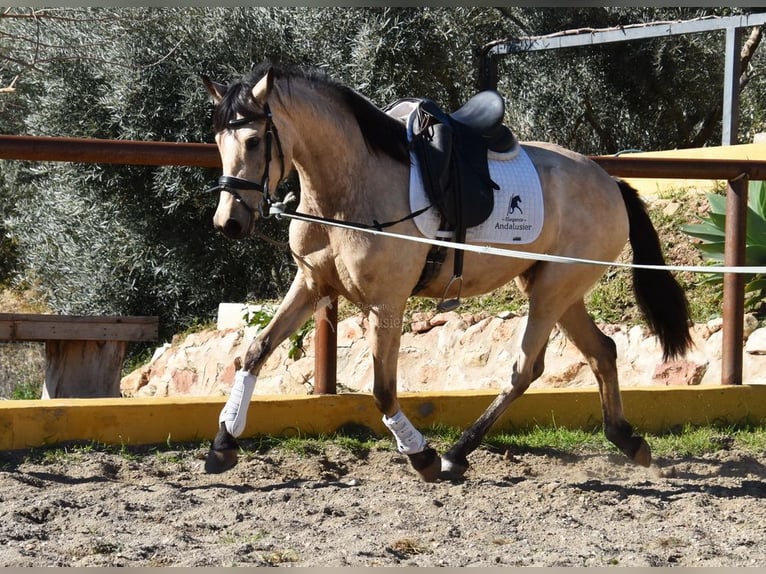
[2,385,765,451]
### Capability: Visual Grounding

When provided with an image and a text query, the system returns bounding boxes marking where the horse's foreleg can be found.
[558,301,651,467]
[367,305,441,482]
[441,313,555,479]
[204,272,318,474]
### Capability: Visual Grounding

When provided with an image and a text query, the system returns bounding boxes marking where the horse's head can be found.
[203,68,288,239]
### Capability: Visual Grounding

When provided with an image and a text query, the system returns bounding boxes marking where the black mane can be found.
[213,63,409,165]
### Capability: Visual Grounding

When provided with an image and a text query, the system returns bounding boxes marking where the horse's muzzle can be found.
[214,216,250,240]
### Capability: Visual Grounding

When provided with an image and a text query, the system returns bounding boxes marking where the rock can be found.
[745,327,766,355]
[662,201,681,217]
[707,317,723,334]
[410,320,433,334]
[337,316,364,348]
[651,359,708,386]
[410,312,430,324]
[430,311,460,327]
[463,349,490,368]
[120,368,148,396]
[708,314,758,339]
[744,313,759,339]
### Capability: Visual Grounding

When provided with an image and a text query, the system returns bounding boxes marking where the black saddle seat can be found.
[450,91,504,135]
[450,91,514,153]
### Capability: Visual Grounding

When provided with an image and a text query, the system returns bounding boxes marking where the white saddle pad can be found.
[401,106,544,245]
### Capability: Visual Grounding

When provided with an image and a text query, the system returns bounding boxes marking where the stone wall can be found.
[121,305,766,398]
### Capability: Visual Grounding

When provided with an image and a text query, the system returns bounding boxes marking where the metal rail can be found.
[0,134,220,167]
[2,135,765,389]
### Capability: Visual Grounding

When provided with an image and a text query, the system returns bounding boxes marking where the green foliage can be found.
[242,303,279,332]
[1,8,296,344]
[242,303,313,360]
[10,379,41,400]
[497,7,759,154]
[681,180,766,312]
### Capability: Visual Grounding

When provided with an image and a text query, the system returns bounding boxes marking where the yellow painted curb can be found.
[2,385,766,451]
[623,142,766,197]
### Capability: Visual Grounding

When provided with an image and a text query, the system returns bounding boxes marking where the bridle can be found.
[205,97,433,237]
[205,102,286,219]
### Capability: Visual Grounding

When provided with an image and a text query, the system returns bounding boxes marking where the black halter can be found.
[205,103,285,218]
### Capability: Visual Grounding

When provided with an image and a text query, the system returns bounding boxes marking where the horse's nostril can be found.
[222,219,242,237]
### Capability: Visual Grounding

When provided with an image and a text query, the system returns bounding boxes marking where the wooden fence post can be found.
[42,340,127,398]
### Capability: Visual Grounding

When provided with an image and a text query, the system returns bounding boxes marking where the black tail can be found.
[617,179,692,361]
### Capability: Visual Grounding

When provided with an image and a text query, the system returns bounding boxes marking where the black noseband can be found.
[205,175,265,216]
[215,175,265,192]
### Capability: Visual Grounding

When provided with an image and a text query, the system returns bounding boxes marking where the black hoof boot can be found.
[407,446,442,482]
[204,423,239,474]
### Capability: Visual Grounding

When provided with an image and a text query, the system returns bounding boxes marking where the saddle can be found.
[406,91,516,309]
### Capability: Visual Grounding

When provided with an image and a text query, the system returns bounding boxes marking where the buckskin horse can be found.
[201,63,691,481]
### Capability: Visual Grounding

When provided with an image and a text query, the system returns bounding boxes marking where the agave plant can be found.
[681,180,766,311]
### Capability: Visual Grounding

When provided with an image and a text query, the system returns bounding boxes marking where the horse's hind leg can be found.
[205,271,317,474]
[441,306,557,478]
[557,300,651,466]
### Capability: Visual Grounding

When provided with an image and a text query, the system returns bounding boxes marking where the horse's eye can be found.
[245,137,260,151]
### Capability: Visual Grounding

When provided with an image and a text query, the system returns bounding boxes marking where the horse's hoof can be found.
[440,456,468,480]
[407,446,442,483]
[632,439,652,468]
[204,448,239,474]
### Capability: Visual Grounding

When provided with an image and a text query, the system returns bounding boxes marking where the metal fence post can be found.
[722,176,749,385]
[313,297,338,394]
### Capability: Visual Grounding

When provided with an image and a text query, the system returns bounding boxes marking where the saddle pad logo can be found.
[409,147,544,245]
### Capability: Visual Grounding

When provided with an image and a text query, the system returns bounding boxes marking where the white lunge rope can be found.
[383,410,427,455]
[219,369,256,437]
[273,208,766,275]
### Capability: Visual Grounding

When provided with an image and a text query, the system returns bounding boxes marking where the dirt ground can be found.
[0,438,764,567]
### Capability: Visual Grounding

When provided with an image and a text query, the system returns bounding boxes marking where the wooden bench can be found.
[0,313,159,398]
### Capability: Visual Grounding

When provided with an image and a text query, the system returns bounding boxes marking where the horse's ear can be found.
[202,76,227,104]
[252,67,274,106]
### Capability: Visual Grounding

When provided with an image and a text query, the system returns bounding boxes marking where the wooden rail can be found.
[0,313,158,398]
[2,135,765,390]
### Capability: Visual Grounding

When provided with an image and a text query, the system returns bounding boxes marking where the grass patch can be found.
[238,427,386,460]
[0,341,44,400]
[484,425,612,455]
[3,423,765,472]
[479,423,766,459]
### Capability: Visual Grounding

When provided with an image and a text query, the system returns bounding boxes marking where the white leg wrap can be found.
[219,370,256,437]
[383,410,426,455]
